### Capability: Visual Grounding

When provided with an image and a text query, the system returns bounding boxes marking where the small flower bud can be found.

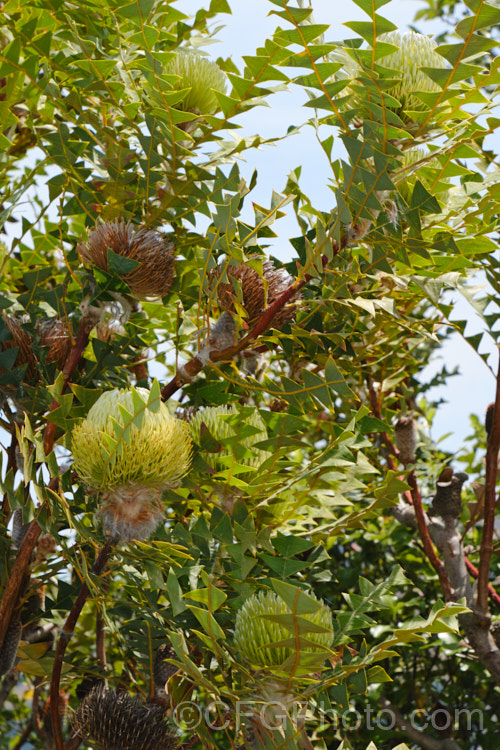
[164,52,226,117]
[197,312,236,364]
[394,416,418,464]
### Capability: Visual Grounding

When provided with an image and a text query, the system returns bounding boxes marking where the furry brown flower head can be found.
[2,316,37,378]
[38,318,72,369]
[72,687,179,750]
[78,220,175,299]
[212,259,299,331]
[1,316,73,381]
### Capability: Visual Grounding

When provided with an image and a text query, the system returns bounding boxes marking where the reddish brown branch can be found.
[0,519,41,649]
[407,470,452,600]
[465,556,500,611]
[43,315,95,456]
[478,352,500,615]
[161,277,309,402]
[50,542,113,750]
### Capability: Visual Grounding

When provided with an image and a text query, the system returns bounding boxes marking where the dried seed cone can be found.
[0,619,22,676]
[213,259,299,331]
[72,687,179,750]
[234,590,333,670]
[377,31,447,114]
[72,387,192,541]
[154,644,179,696]
[78,220,175,299]
[394,416,417,463]
[164,52,226,115]
[1,316,72,380]
[38,318,72,369]
[431,467,468,518]
[189,405,270,471]
[2,316,37,378]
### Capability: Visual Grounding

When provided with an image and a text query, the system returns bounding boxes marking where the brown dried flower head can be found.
[212,258,299,331]
[1,316,72,380]
[78,220,175,299]
[2,316,37,378]
[38,318,72,369]
[72,686,179,750]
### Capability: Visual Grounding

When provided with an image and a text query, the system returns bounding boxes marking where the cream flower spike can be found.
[72,384,192,541]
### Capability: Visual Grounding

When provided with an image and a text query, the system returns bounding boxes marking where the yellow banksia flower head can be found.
[189,405,270,472]
[234,590,333,672]
[78,220,175,299]
[377,30,447,114]
[72,386,192,541]
[164,52,226,116]
[72,686,179,750]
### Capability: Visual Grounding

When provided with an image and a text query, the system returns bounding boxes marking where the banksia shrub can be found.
[164,52,226,116]
[211,259,299,331]
[189,405,270,471]
[234,590,333,672]
[72,686,179,750]
[78,220,175,299]
[72,386,192,541]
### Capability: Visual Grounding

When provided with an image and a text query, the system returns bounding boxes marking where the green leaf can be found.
[107,248,140,275]
[185,605,225,641]
[166,569,186,616]
[184,586,227,611]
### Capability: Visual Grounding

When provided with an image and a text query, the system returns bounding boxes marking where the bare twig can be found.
[0,518,41,648]
[477,351,500,615]
[50,542,113,750]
